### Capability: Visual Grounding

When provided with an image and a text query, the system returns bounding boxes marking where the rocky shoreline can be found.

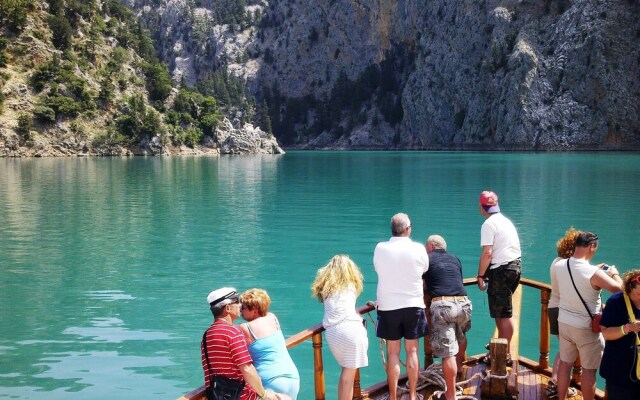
[0,118,284,158]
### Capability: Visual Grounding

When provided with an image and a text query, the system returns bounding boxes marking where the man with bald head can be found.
[424,235,471,400]
[373,213,429,400]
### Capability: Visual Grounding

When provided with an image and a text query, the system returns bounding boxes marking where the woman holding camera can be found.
[550,231,622,400]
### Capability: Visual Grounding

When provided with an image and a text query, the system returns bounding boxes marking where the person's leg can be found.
[580,368,596,400]
[441,355,457,400]
[557,360,573,399]
[456,337,467,372]
[386,339,401,400]
[495,317,514,350]
[551,351,560,382]
[404,338,420,400]
[337,367,357,400]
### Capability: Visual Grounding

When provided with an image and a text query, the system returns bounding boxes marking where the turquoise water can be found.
[1,152,639,399]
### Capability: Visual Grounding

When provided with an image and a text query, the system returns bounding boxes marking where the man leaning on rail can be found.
[424,234,472,400]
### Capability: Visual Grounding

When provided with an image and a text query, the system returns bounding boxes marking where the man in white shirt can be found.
[476,191,521,358]
[373,213,429,400]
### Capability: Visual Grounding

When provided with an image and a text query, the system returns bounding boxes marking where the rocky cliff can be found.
[137,0,640,150]
[0,0,284,157]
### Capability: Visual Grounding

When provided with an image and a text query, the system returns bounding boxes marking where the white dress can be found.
[322,286,369,369]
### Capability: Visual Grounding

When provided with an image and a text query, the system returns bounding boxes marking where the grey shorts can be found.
[429,297,472,358]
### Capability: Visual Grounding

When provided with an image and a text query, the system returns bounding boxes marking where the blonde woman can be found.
[239,289,298,400]
[311,255,369,400]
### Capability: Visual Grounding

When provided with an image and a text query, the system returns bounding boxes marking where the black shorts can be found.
[487,258,521,318]
[548,307,559,336]
[376,307,428,340]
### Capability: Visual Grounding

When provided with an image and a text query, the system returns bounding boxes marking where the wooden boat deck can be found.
[366,356,591,400]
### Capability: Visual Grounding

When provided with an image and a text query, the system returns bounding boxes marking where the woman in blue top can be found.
[239,289,299,400]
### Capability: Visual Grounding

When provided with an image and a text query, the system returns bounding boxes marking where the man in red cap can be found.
[476,191,521,360]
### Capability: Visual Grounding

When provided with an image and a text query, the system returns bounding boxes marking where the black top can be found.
[599,291,640,386]
[422,249,467,297]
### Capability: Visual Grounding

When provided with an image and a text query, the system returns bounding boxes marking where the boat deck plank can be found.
[366,358,586,400]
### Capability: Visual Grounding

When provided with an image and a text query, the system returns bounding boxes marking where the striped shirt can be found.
[201,321,258,400]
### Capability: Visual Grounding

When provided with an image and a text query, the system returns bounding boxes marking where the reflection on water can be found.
[1,153,639,400]
[31,350,178,399]
[63,317,174,343]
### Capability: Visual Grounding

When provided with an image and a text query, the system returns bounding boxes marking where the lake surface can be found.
[1,151,639,399]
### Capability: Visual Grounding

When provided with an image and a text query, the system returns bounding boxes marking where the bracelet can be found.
[260,390,267,399]
[621,325,627,335]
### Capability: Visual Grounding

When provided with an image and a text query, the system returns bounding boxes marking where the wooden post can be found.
[539,287,551,370]
[480,338,509,398]
[353,369,361,399]
[312,332,326,400]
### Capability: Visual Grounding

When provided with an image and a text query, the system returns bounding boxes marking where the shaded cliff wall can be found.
[135,0,640,149]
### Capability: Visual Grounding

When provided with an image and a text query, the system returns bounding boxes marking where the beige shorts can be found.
[558,322,604,369]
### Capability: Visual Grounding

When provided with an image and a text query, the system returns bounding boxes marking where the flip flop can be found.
[546,380,558,398]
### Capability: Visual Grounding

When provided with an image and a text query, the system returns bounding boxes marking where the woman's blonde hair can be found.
[239,288,271,317]
[556,227,581,258]
[310,254,364,302]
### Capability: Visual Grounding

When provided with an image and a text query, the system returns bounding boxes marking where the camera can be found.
[601,264,611,272]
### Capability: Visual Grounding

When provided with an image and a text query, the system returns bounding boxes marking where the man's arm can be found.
[477,245,493,291]
[238,362,275,399]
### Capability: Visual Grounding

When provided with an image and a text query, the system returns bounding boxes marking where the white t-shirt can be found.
[551,256,601,329]
[373,236,429,311]
[480,212,521,269]
[548,257,562,308]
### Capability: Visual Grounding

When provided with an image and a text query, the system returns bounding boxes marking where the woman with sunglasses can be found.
[238,289,299,400]
[550,231,623,400]
[599,270,640,399]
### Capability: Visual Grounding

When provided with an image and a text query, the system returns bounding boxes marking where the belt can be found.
[431,296,468,302]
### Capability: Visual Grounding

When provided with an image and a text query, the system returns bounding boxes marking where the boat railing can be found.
[179,278,602,400]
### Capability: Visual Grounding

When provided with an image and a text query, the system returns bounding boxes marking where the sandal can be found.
[546,380,558,398]
[545,380,577,398]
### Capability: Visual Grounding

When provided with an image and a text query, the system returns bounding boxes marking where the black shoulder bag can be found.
[566,259,602,333]
[202,331,246,400]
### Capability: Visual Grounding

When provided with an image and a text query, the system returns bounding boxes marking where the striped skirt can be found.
[325,319,369,369]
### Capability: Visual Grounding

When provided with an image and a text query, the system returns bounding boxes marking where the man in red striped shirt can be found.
[201,287,285,400]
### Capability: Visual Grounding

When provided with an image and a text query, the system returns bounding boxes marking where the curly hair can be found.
[556,227,581,258]
[239,288,271,317]
[311,254,364,302]
[622,269,640,295]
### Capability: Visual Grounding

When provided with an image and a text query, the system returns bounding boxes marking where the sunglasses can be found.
[630,276,640,286]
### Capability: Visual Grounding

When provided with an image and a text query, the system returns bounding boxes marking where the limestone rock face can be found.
[216,119,285,154]
[126,0,640,150]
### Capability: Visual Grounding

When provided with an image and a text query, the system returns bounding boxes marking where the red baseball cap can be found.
[479,191,500,213]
